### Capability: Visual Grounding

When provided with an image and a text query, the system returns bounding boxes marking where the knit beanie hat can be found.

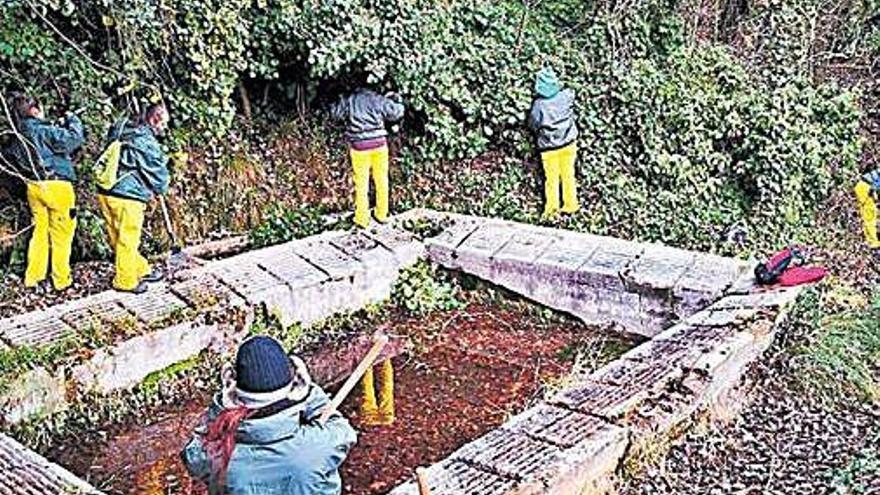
[535,67,561,99]
[231,336,311,409]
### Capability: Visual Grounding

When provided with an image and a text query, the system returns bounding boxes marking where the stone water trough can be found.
[0,209,805,495]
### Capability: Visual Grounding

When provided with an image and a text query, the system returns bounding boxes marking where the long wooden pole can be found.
[416,467,431,495]
[319,333,389,423]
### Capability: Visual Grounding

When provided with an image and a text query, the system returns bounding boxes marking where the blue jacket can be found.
[99,121,169,203]
[182,386,357,495]
[19,115,84,181]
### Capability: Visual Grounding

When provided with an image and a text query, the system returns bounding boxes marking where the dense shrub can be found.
[0,0,872,257]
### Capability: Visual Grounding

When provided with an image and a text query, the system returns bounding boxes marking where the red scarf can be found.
[203,406,252,486]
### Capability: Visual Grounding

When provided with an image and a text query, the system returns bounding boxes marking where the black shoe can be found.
[142,268,165,284]
[25,281,49,295]
[118,281,148,294]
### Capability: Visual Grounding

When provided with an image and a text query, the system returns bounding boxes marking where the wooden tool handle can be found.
[319,333,389,423]
[416,467,431,495]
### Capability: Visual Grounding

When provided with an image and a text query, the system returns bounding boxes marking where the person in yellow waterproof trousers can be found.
[331,88,405,228]
[97,104,170,294]
[855,169,880,258]
[8,93,84,292]
[527,68,580,219]
[359,358,395,426]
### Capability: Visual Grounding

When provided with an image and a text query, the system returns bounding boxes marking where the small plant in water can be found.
[393,261,463,316]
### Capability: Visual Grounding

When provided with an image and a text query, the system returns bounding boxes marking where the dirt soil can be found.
[0,261,114,318]
[47,301,633,495]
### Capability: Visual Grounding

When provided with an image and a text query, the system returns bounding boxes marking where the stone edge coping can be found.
[0,222,422,350]
[414,209,752,292]
[0,432,104,494]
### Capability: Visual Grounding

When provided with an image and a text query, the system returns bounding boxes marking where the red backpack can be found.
[755,246,827,287]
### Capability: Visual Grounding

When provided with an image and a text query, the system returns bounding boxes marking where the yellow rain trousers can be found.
[360,358,395,426]
[541,143,580,218]
[98,194,151,291]
[854,180,880,248]
[25,181,77,290]
[351,146,390,228]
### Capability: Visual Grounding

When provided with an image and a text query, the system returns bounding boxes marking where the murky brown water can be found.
[49,304,634,495]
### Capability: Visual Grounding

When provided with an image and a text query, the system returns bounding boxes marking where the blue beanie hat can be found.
[535,67,561,99]
[235,336,293,393]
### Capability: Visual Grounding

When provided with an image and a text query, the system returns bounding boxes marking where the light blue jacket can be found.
[181,386,357,495]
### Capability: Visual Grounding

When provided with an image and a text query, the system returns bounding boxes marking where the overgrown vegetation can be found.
[249,205,333,248]
[2,0,877,265]
[392,261,463,317]
[781,284,880,404]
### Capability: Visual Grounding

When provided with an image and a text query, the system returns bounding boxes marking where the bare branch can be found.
[0,93,43,182]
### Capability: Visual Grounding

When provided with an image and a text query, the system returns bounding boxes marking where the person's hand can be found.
[385,92,403,104]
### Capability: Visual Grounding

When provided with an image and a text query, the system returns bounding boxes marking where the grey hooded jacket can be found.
[331,89,405,143]
[527,89,579,151]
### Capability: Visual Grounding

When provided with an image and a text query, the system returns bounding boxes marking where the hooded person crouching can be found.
[527,68,580,219]
[181,336,357,495]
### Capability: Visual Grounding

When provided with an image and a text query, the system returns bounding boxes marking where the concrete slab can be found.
[386,460,517,495]
[72,321,222,393]
[453,428,562,481]
[0,433,102,494]
[426,217,481,253]
[492,229,557,265]
[592,355,684,390]
[551,379,647,420]
[534,240,599,272]
[209,262,287,302]
[711,287,802,310]
[0,309,73,348]
[363,224,425,268]
[626,244,695,291]
[118,286,189,325]
[504,403,610,448]
[455,223,518,273]
[170,271,245,310]
[294,236,364,281]
[256,248,328,290]
[686,307,760,327]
